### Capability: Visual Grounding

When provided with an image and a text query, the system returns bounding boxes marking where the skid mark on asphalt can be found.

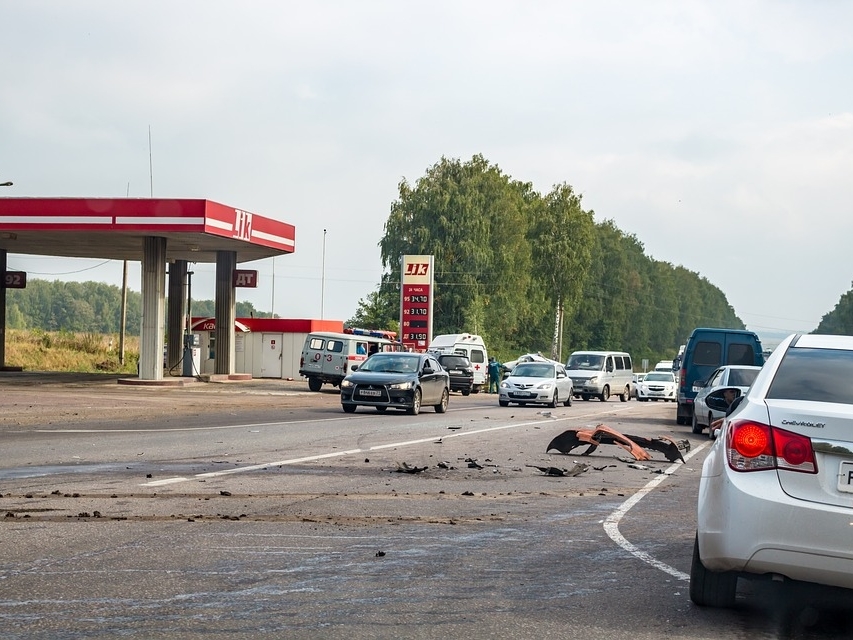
[603,441,710,581]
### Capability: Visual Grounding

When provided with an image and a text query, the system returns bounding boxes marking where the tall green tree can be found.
[379,155,536,356]
[530,183,596,361]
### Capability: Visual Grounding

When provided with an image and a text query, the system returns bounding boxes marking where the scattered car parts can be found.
[546,424,689,463]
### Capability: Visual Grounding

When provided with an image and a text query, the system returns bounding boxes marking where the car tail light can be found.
[726,420,817,474]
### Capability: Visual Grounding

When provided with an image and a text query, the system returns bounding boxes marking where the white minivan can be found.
[299,331,402,391]
[565,350,634,402]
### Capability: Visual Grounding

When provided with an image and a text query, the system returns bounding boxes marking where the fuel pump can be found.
[182,333,201,377]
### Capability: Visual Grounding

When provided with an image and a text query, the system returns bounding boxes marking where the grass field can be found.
[4,329,140,373]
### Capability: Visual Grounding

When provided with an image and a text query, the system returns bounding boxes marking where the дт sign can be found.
[3,271,26,289]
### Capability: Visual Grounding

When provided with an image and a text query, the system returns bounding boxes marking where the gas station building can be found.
[0,198,299,383]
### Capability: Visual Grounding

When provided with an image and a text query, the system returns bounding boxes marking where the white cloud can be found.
[3,0,853,335]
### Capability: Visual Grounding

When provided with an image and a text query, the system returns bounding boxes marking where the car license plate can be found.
[515,391,534,398]
[360,389,381,397]
[837,461,853,493]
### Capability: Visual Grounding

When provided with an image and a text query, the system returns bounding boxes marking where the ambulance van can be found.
[427,333,489,393]
[299,329,402,391]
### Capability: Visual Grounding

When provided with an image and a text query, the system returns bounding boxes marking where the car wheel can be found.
[407,389,422,416]
[342,404,357,413]
[499,400,509,407]
[599,386,610,402]
[375,406,387,413]
[689,534,737,608]
[619,386,629,402]
[581,394,590,401]
[563,392,572,407]
[691,411,703,434]
[308,377,322,392]
[462,388,471,396]
[549,391,559,409]
[435,388,449,413]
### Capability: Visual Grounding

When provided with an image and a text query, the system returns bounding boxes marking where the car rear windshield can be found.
[440,356,470,368]
[766,347,853,404]
[728,368,759,387]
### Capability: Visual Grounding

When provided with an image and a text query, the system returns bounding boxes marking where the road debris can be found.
[526,462,588,477]
[395,462,428,474]
[546,424,687,462]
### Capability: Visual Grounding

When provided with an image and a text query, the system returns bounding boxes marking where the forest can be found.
[348,155,747,364]
[3,279,268,337]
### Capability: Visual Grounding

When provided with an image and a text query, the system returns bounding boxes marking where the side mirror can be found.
[705,387,741,412]
[351,365,359,372]
[422,365,434,375]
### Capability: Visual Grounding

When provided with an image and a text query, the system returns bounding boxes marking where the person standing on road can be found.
[488,357,502,394]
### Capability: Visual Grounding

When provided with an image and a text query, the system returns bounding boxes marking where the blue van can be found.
[675,328,764,426]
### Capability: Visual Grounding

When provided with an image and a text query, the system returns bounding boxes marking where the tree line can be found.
[4,279,268,336]
[815,284,853,335]
[347,154,749,365]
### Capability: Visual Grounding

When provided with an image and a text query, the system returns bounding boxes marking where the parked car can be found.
[436,354,474,396]
[498,361,573,408]
[635,371,677,402]
[691,333,853,608]
[631,372,645,399]
[690,364,762,435]
[339,352,449,415]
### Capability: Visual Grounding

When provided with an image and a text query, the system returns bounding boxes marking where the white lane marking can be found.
[603,441,709,581]
[140,406,634,486]
[34,417,355,433]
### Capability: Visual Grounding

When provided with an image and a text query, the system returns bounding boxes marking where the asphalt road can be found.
[1,375,852,639]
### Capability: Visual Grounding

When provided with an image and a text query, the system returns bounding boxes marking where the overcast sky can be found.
[2,1,851,341]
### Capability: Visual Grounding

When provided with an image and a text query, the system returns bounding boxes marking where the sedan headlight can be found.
[537,383,553,390]
[341,379,353,388]
[389,381,413,390]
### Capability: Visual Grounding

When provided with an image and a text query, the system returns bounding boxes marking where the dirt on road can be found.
[0,371,335,428]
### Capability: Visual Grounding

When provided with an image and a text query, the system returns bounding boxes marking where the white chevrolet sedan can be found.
[498,361,573,408]
[691,333,853,608]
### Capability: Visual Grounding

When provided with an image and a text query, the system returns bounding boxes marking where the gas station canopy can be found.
[0,198,295,263]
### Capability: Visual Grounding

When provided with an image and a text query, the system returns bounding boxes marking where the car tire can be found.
[599,386,610,402]
[689,534,737,608]
[462,388,471,396]
[549,391,559,409]
[407,389,422,416]
[691,411,704,434]
[563,392,572,407]
[581,394,590,401]
[342,404,357,413]
[619,386,629,402]
[308,377,322,392]
[435,388,449,413]
[499,400,509,407]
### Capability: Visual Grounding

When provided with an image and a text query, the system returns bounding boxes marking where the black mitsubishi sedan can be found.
[340,352,450,415]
